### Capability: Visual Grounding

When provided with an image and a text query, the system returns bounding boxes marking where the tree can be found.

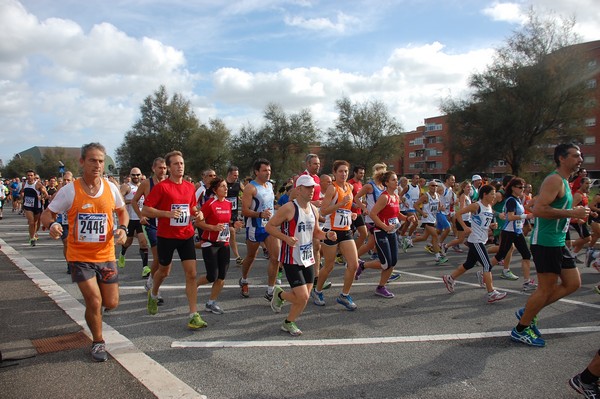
[37,148,78,179]
[321,97,403,173]
[116,86,228,178]
[442,10,594,176]
[3,154,36,178]
[231,103,320,184]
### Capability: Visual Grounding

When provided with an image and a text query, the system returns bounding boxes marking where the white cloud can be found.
[284,12,360,33]
[482,2,528,24]
[210,42,494,132]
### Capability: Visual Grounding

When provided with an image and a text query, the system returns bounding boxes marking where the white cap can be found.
[471,174,482,181]
[295,174,316,187]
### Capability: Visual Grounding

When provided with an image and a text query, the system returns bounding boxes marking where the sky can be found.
[1,0,599,166]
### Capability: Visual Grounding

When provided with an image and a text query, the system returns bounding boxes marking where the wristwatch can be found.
[118,224,128,234]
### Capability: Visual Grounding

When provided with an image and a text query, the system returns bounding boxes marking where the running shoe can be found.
[440,244,447,256]
[500,269,519,280]
[141,266,151,279]
[147,291,158,315]
[510,326,545,347]
[263,248,269,259]
[436,256,449,265]
[424,244,435,254]
[407,237,414,248]
[354,259,365,280]
[335,255,345,264]
[239,277,249,298]
[442,275,455,293]
[312,289,325,306]
[452,245,464,253]
[276,269,283,285]
[593,260,600,273]
[281,321,302,336]
[476,270,485,288]
[205,302,224,315]
[595,285,600,295]
[515,307,542,337]
[569,373,600,398]
[522,279,538,292]
[144,278,152,292]
[187,312,208,329]
[90,341,108,362]
[375,286,394,298]
[486,290,507,303]
[117,253,126,268]
[29,238,35,247]
[585,249,595,268]
[157,295,164,306]
[387,272,401,283]
[322,280,332,290]
[401,236,409,253]
[271,286,285,313]
[336,294,357,310]
[235,256,244,266]
[66,264,71,274]
[264,291,273,302]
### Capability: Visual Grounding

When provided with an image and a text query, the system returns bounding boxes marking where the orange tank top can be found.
[67,178,117,262]
[326,181,353,231]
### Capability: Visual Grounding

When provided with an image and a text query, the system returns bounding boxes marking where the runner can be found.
[413,180,448,264]
[142,150,207,330]
[239,159,281,301]
[131,157,167,303]
[354,171,416,298]
[511,143,590,347]
[195,177,243,314]
[266,174,333,336]
[442,184,508,303]
[225,166,244,265]
[313,160,359,310]
[118,168,150,278]
[21,169,48,246]
[41,142,128,362]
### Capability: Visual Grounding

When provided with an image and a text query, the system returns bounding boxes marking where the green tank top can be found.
[530,172,572,247]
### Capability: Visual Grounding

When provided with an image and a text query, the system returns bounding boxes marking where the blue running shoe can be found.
[336,294,357,311]
[515,307,542,337]
[312,289,325,306]
[510,326,545,347]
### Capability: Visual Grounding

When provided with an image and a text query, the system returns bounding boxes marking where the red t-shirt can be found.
[200,197,232,245]
[144,179,197,240]
[377,192,400,229]
[348,177,363,215]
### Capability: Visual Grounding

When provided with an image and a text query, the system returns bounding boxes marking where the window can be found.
[409,140,414,146]
[588,59,598,70]
[585,118,596,127]
[437,150,443,156]
[498,160,506,166]
[425,123,443,132]
[409,152,415,158]
[436,136,443,143]
[585,136,596,144]
[413,137,424,145]
[584,156,595,165]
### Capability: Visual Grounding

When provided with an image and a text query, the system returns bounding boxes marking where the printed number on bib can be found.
[333,209,351,229]
[77,213,108,242]
[226,197,238,211]
[217,223,230,242]
[299,242,315,267]
[171,204,190,226]
[24,197,35,207]
[388,217,399,226]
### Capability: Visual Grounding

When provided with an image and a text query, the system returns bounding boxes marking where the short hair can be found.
[253,158,270,173]
[26,169,35,174]
[381,171,397,187]
[445,174,455,182]
[152,157,165,167]
[332,160,350,172]
[554,143,580,167]
[305,153,319,164]
[81,143,106,160]
[227,165,239,174]
[165,150,183,166]
[353,165,365,175]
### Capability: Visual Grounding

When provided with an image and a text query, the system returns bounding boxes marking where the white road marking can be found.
[0,239,205,399]
[172,325,600,348]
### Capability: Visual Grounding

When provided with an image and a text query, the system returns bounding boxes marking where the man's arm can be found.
[533,174,589,220]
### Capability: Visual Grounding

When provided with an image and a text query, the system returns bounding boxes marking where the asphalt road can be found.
[1,210,599,399]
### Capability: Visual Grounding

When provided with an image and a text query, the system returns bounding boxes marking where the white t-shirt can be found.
[49,180,125,215]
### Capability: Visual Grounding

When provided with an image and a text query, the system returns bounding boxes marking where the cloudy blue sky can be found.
[1,0,599,166]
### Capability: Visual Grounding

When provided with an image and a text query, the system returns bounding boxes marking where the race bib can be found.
[515,219,524,229]
[430,204,439,213]
[333,209,351,229]
[217,223,230,242]
[170,204,190,226]
[563,218,570,233]
[24,197,35,207]
[226,197,238,211]
[388,217,399,226]
[77,213,108,243]
[299,242,315,267]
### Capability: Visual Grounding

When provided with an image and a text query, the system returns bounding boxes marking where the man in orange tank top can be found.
[42,143,128,362]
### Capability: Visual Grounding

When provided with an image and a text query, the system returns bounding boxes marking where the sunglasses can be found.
[131,174,141,176]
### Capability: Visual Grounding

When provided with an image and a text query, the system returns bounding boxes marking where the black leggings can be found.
[202,244,230,282]
[495,230,531,262]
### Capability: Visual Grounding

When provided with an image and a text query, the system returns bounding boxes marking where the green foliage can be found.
[38,148,79,178]
[231,103,320,183]
[321,96,403,173]
[116,86,229,179]
[3,154,36,178]
[442,10,594,176]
